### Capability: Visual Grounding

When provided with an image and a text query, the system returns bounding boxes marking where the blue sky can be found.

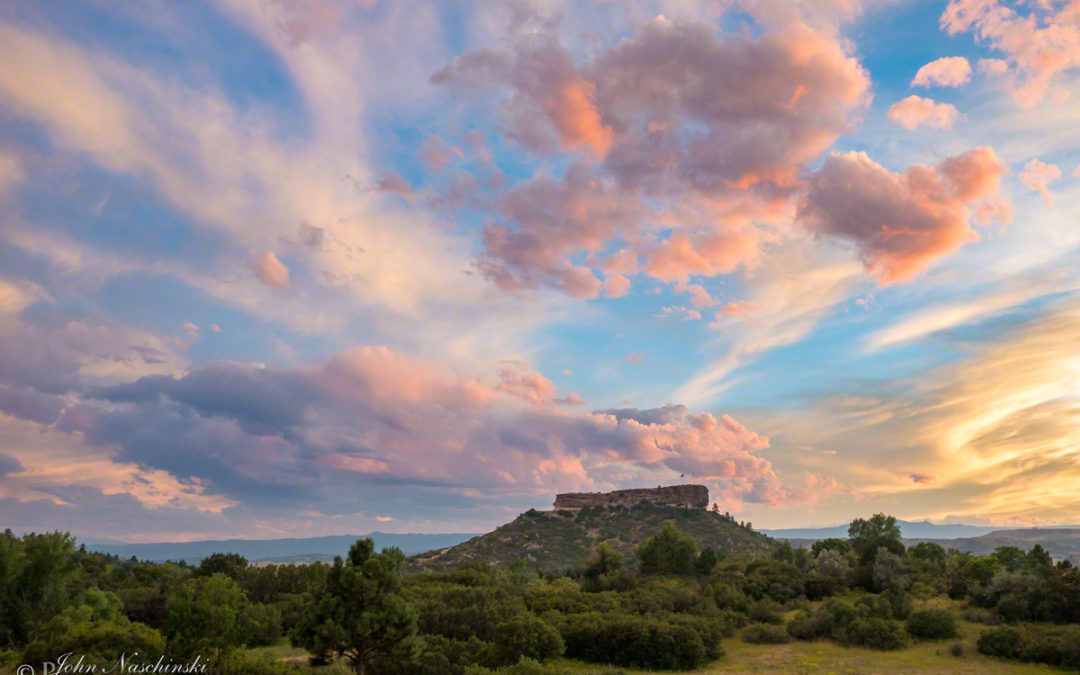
[0,0,1078,541]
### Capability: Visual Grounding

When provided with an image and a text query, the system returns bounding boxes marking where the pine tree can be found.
[292,539,420,675]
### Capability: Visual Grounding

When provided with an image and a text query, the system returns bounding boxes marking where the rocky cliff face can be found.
[554,484,709,510]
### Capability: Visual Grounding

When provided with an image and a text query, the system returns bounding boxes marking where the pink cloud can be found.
[420,135,465,169]
[545,78,614,159]
[209,324,222,333]
[679,283,716,308]
[318,346,492,407]
[253,251,290,290]
[720,300,761,317]
[660,306,702,321]
[496,361,557,407]
[477,164,642,298]
[436,17,870,297]
[317,453,391,474]
[978,57,1011,77]
[626,352,644,363]
[644,229,761,284]
[1019,158,1062,206]
[603,273,631,298]
[941,0,1080,106]
[911,56,972,87]
[798,147,1009,283]
[376,171,413,197]
[887,95,962,129]
[81,346,817,507]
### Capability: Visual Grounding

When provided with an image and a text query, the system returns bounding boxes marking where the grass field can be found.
[237,618,1065,674]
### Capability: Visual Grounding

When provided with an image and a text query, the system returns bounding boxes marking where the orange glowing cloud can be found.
[887,95,962,130]
[799,147,1008,283]
[545,78,613,159]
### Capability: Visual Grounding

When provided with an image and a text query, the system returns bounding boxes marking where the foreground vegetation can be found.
[2,512,1079,673]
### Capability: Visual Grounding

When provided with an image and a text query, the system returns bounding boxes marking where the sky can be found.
[0,0,1078,542]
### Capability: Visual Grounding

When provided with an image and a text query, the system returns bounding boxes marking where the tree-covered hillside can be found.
[407,502,773,571]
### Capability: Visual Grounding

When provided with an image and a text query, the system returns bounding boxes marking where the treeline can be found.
[2,515,1080,673]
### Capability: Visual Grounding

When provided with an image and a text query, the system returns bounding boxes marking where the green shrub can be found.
[747,599,783,624]
[977,625,1080,669]
[482,615,563,667]
[838,617,908,650]
[786,611,821,641]
[804,573,841,600]
[949,642,964,657]
[742,623,790,644]
[553,611,719,670]
[905,608,958,640]
[977,625,1026,660]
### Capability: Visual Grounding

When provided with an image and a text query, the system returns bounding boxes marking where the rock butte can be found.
[553,484,709,510]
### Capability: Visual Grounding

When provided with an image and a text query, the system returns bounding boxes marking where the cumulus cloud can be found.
[886,95,963,129]
[253,251,291,289]
[679,283,716,308]
[798,147,1009,283]
[436,14,870,296]
[911,56,972,87]
[65,346,821,513]
[602,273,631,298]
[431,34,612,158]
[477,163,642,298]
[941,0,1080,106]
[1019,158,1062,206]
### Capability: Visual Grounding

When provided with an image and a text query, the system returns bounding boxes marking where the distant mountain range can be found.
[761,519,1003,540]
[83,532,476,563]
[911,529,1080,565]
[80,518,1080,566]
[763,520,1080,565]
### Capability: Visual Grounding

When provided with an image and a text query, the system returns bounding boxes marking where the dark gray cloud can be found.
[0,453,24,476]
[0,385,66,424]
[596,404,687,426]
[92,362,317,437]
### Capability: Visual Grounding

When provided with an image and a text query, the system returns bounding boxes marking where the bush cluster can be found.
[787,598,908,650]
[742,623,790,644]
[905,608,958,640]
[977,624,1080,669]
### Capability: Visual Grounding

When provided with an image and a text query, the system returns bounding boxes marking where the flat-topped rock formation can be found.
[554,484,709,510]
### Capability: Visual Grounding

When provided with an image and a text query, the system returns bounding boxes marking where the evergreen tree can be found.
[636,521,698,575]
[293,539,420,675]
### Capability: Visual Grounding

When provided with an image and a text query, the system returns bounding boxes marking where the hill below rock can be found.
[407,501,775,571]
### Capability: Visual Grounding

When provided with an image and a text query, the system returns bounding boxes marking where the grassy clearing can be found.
[242,628,1063,675]
[239,597,1069,674]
